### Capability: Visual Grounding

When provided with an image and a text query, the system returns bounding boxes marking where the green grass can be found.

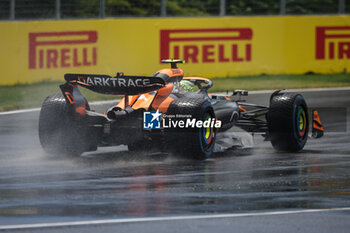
[211,73,350,92]
[1,73,350,112]
[0,81,116,112]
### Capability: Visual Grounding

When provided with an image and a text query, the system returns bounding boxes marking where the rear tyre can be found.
[39,93,90,157]
[267,93,309,152]
[165,98,216,160]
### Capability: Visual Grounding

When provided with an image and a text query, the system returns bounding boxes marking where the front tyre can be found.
[267,93,309,152]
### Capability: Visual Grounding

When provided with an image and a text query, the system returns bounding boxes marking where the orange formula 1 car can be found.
[39,59,324,160]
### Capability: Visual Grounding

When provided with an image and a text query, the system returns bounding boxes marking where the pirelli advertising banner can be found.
[1,15,350,85]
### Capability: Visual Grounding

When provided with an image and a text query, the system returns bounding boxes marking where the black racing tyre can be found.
[39,93,90,156]
[165,97,216,160]
[267,93,309,152]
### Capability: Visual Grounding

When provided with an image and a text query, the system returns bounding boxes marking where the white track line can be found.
[218,86,350,95]
[0,107,41,115]
[0,207,349,230]
[248,86,350,94]
[0,100,118,116]
[1,86,350,116]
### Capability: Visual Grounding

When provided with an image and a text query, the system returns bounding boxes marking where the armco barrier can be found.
[0,16,350,85]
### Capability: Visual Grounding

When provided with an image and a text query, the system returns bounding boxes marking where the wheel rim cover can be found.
[297,107,306,137]
[203,115,213,145]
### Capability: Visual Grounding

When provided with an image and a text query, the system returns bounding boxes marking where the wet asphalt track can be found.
[0,88,349,232]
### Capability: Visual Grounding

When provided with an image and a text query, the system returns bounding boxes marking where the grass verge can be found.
[211,73,350,92]
[0,81,115,112]
[1,73,350,112]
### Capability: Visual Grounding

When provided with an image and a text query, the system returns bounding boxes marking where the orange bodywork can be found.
[157,68,184,80]
[115,85,175,112]
[75,105,86,116]
[113,68,183,112]
[313,110,324,131]
[151,84,174,110]
[116,95,140,109]
[116,93,156,110]
[132,93,156,110]
[239,105,247,112]
[110,70,212,113]
[64,92,75,104]
[158,96,175,113]
[183,77,210,82]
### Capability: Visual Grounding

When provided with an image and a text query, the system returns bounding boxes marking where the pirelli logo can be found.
[316,26,350,60]
[29,31,97,69]
[160,28,253,63]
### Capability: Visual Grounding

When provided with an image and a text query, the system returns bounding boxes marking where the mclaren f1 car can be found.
[38,59,324,160]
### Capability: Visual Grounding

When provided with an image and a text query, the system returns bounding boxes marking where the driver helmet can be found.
[179,80,195,92]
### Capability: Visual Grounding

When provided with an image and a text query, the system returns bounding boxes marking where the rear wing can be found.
[63,73,165,95]
[59,73,166,114]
